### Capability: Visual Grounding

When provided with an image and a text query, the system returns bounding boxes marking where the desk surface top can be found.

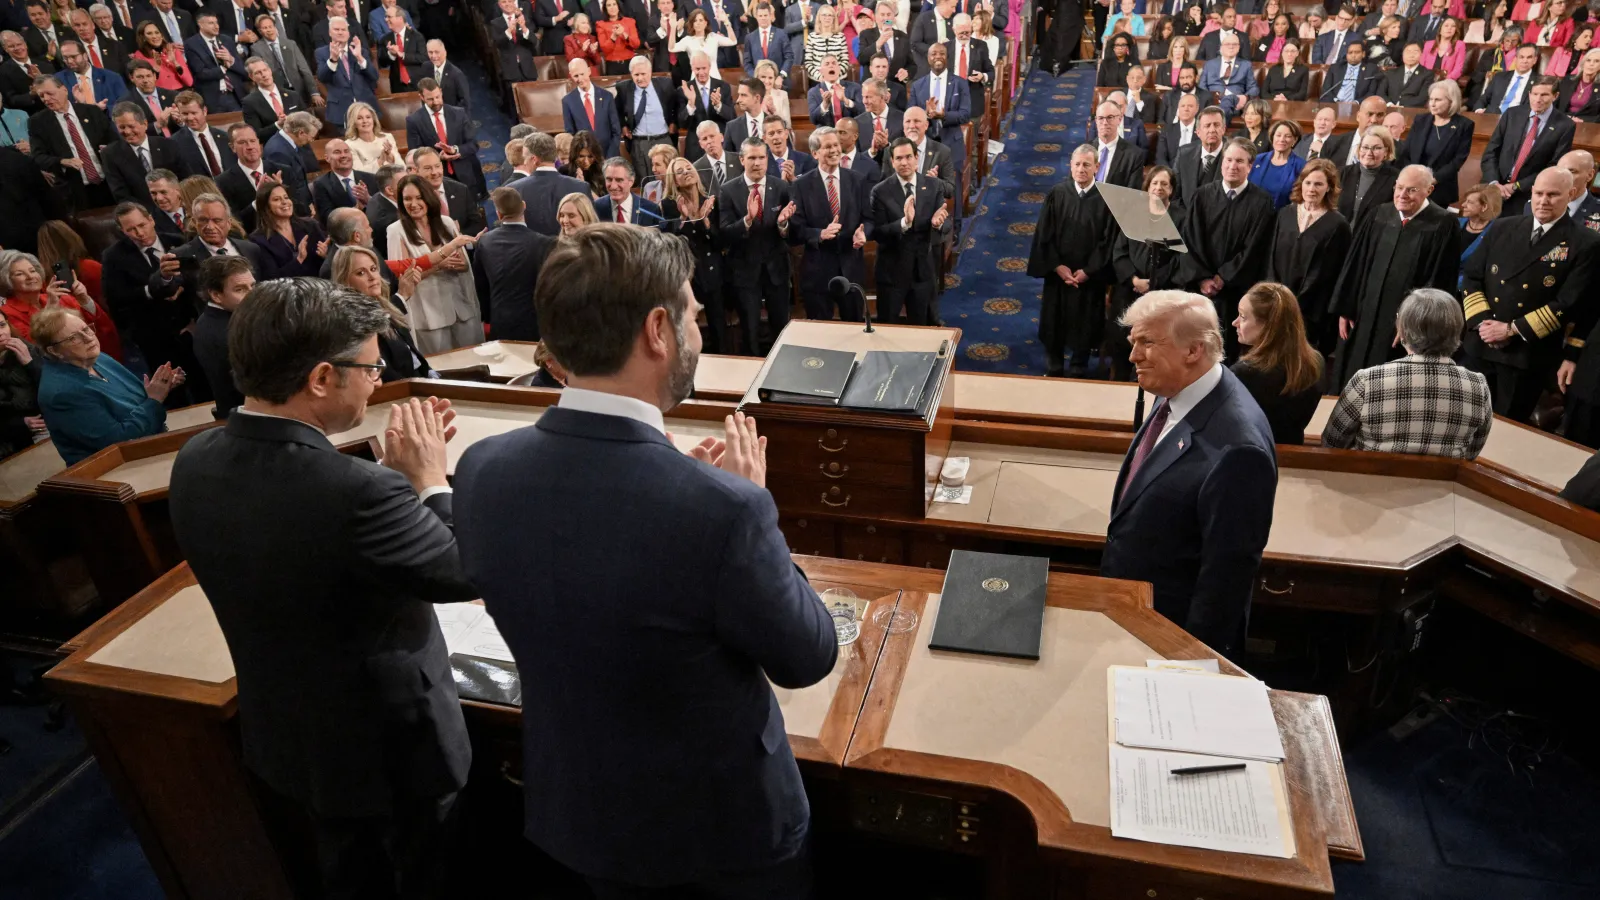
[51,556,1356,889]
[0,402,213,505]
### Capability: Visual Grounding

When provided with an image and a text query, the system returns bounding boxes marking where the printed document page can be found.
[1108,744,1295,858]
[1112,666,1286,761]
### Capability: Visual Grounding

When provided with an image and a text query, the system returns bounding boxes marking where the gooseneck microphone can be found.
[828,275,875,333]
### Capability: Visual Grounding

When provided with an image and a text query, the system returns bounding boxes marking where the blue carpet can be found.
[0,760,163,900]
[462,60,514,226]
[946,67,1097,374]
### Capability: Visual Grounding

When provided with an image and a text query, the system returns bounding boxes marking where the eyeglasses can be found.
[49,327,95,348]
[331,357,387,380]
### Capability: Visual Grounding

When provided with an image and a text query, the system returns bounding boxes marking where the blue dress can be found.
[37,355,167,464]
[1248,151,1305,210]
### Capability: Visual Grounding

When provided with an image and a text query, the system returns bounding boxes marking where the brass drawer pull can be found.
[1259,578,1294,596]
[821,488,850,507]
[818,435,849,453]
[819,462,850,479]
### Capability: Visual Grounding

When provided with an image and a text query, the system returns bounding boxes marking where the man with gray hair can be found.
[1323,288,1493,457]
[319,207,397,291]
[1027,144,1116,377]
[692,119,733,192]
[1102,289,1277,657]
[509,131,591,235]
[262,109,318,214]
[617,54,678,184]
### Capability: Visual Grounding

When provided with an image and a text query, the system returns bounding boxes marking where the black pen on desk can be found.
[1170,764,1247,776]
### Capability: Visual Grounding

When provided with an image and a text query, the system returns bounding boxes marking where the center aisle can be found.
[946,67,1097,375]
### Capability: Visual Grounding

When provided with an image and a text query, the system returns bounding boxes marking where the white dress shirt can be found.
[1157,363,1223,445]
[557,386,666,434]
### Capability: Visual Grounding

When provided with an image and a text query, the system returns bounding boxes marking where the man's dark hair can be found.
[24,1,47,11]
[1198,104,1226,122]
[491,186,525,219]
[535,225,694,377]
[196,10,216,22]
[740,76,766,99]
[1337,4,1358,16]
[1531,74,1560,90]
[1180,62,1198,75]
[887,136,915,159]
[230,278,391,403]
[58,38,85,56]
[113,200,149,223]
[416,76,440,93]
[200,254,253,299]
[126,58,156,77]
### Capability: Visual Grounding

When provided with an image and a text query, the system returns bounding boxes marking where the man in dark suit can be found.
[247,12,319,111]
[1100,290,1278,657]
[1481,78,1576,218]
[742,1,792,82]
[365,163,405,255]
[0,145,64,252]
[762,116,815,181]
[190,254,253,418]
[19,0,62,62]
[88,4,135,56]
[216,121,282,231]
[857,2,911,84]
[413,145,485,235]
[67,9,126,86]
[185,12,246,112]
[805,54,862,127]
[125,60,181,135]
[95,0,138,44]
[691,120,735,193]
[835,118,878,181]
[1089,100,1143,189]
[593,156,664,225]
[909,44,969,176]
[314,14,378,128]
[145,167,189,240]
[27,76,115,210]
[676,53,733,161]
[1475,43,1540,113]
[508,131,589,235]
[719,136,794,355]
[1405,0,1448,44]
[407,77,484,197]
[0,29,52,113]
[562,58,621,157]
[791,127,871,320]
[144,0,197,44]
[492,0,538,83]
[615,56,679,185]
[908,0,955,79]
[854,76,904,158]
[176,192,267,286]
[420,38,468,111]
[1196,6,1251,60]
[1310,5,1357,64]
[891,105,955,196]
[872,136,952,325]
[718,74,768,155]
[169,89,235,177]
[378,6,424,89]
[531,0,575,57]
[170,279,477,900]
[261,110,315,214]
[99,201,197,384]
[1156,92,1200,168]
[310,138,379,226]
[1383,43,1432,108]
[241,55,307,140]
[1173,106,1226,206]
[472,188,554,341]
[104,101,190,207]
[947,13,992,111]
[864,47,909,110]
[453,225,835,900]
[1158,63,1201,124]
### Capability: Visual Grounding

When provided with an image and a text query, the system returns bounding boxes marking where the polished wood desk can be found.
[45,558,1357,900]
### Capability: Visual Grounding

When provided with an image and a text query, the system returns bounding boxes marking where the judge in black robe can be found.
[1328,200,1461,389]
[1107,175,1186,381]
[1037,0,1084,73]
[1266,204,1352,355]
[1028,164,1117,377]
[1178,178,1275,361]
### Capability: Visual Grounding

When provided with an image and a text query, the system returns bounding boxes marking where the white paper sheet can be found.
[1108,745,1294,858]
[1112,666,1286,761]
[1146,658,1221,673]
[433,603,516,663]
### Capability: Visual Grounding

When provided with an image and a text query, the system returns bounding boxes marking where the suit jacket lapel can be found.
[1113,414,1193,521]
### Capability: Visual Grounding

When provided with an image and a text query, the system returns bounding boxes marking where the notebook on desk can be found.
[928,550,1050,659]
[757,345,858,405]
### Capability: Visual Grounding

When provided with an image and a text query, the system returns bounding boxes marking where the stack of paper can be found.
[1106,665,1294,859]
[433,603,515,663]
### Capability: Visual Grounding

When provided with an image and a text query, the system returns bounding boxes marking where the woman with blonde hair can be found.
[642,142,679,204]
[1267,158,1350,354]
[555,191,599,237]
[754,59,792,124]
[661,155,725,348]
[564,12,605,72]
[344,102,400,173]
[1231,282,1324,444]
[1154,36,1190,89]
[330,244,438,381]
[1338,125,1399,226]
[1558,46,1600,118]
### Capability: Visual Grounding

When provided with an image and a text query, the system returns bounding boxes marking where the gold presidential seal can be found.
[982,577,1009,592]
[802,357,825,369]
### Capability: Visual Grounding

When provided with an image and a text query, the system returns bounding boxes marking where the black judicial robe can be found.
[1027,180,1117,363]
[1107,232,1186,378]
[1266,205,1352,354]
[1328,201,1461,389]
[1178,182,1275,333]
[1037,0,1084,68]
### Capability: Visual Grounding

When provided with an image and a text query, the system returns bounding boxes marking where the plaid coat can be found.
[1322,355,1494,458]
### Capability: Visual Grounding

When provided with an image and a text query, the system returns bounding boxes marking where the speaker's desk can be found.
[45,558,1357,900]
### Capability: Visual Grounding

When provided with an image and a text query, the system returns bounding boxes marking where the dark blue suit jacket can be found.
[789,165,870,296]
[183,33,246,111]
[909,72,970,174]
[453,406,837,885]
[592,194,664,226]
[561,86,622,158]
[1100,368,1277,656]
[262,130,312,215]
[314,41,379,126]
[806,80,864,127]
[743,25,794,76]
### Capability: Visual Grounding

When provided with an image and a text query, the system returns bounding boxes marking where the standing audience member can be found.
[189,254,253,418]
[1231,281,1323,444]
[1402,80,1475,209]
[331,243,441,380]
[1028,145,1116,377]
[1324,288,1493,457]
[1338,124,1401,228]
[556,189,599,235]
[1266,159,1351,355]
[33,305,179,463]
[1248,118,1305,208]
[791,126,871,322]
[1480,76,1576,217]
[718,136,795,355]
[1108,167,1184,381]
[386,172,481,353]
[1179,137,1275,361]
[1,249,119,357]
[872,136,952,327]
[249,181,326,279]
[663,154,726,352]
[473,187,556,342]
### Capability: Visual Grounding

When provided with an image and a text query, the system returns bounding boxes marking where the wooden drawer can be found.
[769,477,926,519]
[764,421,925,487]
[778,515,839,557]
[904,529,1002,569]
[1255,563,1396,616]
[838,522,906,565]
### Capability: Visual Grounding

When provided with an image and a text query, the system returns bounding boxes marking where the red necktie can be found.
[875,114,885,135]
[750,183,762,220]
[826,173,839,219]
[268,89,284,117]
[957,43,967,78]
[251,169,262,186]
[88,43,102,67]
[615,201,625,223]
[63,113,102,183]
[174,209,184,229]
[761,29,768,54]
[396,32,410,84]
[145,94,164,132]
[583,90,595,129]
[1509,113,1541,182]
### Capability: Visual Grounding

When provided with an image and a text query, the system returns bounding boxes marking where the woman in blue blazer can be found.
[32,306,182,464]
[1402,80,1476,209]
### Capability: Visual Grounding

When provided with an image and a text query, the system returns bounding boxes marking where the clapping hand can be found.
[710,86,722,106]
[852,223,866,248]
[931,204,949,228]
[688,411,767,487]
[316,236,331,257]
[382,397,457,493]
[821,214,842,240]
[776,200,796,224]
[698,195,716,220]
[902,193,915,224]
[354,180,370,205]
[143,363,186,402]
[780,158,795,181]
[295,234,309,263]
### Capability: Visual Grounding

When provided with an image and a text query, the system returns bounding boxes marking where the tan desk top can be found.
[0,402,213,505]
[425,341,543,380]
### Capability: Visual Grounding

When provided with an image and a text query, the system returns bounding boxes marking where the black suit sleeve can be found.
[350,467,477,605]
[1560,451,1600,512]
[1190,443,1277,651]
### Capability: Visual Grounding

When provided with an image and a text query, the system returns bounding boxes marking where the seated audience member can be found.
[33,305,182,464]
[250,181,327,278]
[0,314,45,458]
[1323,288,1493,457]
[556,190,599,236]
[0,250,119,357]
[386,172,482,353]
[330,243,439,381]
[1230,282,1323,444]
[190,254,254,418]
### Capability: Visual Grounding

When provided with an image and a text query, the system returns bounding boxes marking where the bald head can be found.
[1532,167,1576,224]
[1393,164,1435,216]
[1357,95,1387,127]
[1559,150,1596,201]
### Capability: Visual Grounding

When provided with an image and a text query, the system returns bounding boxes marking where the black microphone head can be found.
[828,275,850,297]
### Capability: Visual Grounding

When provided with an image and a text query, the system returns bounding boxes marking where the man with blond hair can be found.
[1101,291,1277,656]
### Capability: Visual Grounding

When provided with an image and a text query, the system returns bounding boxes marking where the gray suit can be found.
[508,167,591,236]
[249,38,318,109]
[471,221,555,341]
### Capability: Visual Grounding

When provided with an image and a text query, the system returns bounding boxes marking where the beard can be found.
[665,320,699,408]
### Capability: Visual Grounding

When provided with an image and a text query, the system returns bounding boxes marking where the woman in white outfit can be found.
[386,173,482,353]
